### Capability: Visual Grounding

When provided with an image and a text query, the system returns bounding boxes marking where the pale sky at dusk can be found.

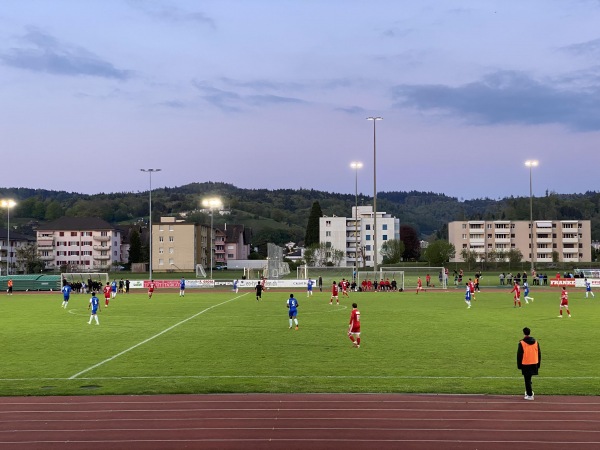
[2,0,600,200]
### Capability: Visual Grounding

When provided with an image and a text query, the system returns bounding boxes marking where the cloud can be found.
[560,38,600,56]
[391,70,600,132]
[192,80,305,112]
[127,0,215,29]
[0,28,130,79]
[334,105,366,115]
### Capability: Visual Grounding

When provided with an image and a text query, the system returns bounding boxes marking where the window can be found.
[101,231,108,236]
[228,253,234,258]
[382,224,388,230]
[159,259,164,265]
[159,225,164,231]
[325,220,331,226]
[169,248,174,254]
[159,236,164,242]
[159,248,164,254]
[366,235,371,241]
[71,232,77,236]
[169,236,174,242]
[366,224,371,230]
[326,231,331,237]
[462,234,467,239]
[365,245,371,251]
[169,225,174,231]
[382,235,388,240]
[462,224,467,229]
[169,258,174,265]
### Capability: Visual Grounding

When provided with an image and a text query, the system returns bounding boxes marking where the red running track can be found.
[0,393,599,450]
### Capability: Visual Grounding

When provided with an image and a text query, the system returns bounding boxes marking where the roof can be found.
[0,229,35,241]
[222,224,252,245]
[37,217,116,231]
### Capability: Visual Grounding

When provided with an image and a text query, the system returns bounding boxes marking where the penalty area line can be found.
[68,293,248,380]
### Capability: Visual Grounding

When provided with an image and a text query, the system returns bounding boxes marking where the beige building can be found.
[152,217,211,272]
[448,220,592,264]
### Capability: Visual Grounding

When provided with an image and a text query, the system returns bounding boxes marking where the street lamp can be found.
[202,197,223,280]
[140,169,161,281]
[525,160,538,271]
[367,116,382,279]
[350,162,363,275]
[0,199,17,276]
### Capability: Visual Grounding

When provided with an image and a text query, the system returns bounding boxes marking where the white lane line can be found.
[68,294,247,379]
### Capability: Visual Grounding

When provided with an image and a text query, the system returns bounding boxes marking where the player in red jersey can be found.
[341,278,349,297]
[348,303,361,348]
[558,286,571,318]
[103,282,111,307]
[511,281,521,308]
[148,280,156,299]
[468,278,476,301]
[330,281,339,305]
[416,276,423,294]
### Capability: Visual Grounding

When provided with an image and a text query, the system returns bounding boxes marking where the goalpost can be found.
[357,267,447,291]
[62,272,109,292]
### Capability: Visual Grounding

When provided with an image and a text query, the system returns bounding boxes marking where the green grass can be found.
[1,285,599,397]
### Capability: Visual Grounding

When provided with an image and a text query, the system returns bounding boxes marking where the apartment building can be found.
[448,220,592,263]
[319,205,400,267]
[152,218,252,271]
[36,217,123,271]
[0,229,35,275]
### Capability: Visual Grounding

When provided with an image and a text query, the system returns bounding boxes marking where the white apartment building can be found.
[36,217,123,271]
[319,205,400,267]
[448,220,592,263]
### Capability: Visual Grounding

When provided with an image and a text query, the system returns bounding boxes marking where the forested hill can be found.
[1,183,600,244]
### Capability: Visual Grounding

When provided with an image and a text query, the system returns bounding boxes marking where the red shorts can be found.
[561,300,569,306]
[350,327,360,334]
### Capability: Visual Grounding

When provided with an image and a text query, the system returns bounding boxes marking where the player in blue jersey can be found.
[179,277,186,297]
[524,281,534,303]
[111,279,118,298]
[464,282,472,309]
[233,279,239,293]
[287,293,299,330]
[88,292,101,325]
[585,278,595,298]
[307,278,313,297]
[61,283,72,309]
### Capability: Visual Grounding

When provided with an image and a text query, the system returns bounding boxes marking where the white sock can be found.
[95,316,99,324]
[294,318,298,326]
[289,319,292,327]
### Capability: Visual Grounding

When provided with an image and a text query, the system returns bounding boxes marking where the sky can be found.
[1,0,600,201]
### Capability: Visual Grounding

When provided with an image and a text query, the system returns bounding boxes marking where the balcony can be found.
[93,255,110,260]
[536,237,552,243]
[536,248,552,253]
[39,255,55,260]
[562,237,579,244]
[494,238,511,243]
[93,245,111,251]
[93,235,111,242]
[38,241,54,248]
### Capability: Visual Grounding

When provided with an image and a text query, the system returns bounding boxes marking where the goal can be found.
[195,264,207,278]
[357,267,447,291]
[62,272,109,293]
[297,266,355,284]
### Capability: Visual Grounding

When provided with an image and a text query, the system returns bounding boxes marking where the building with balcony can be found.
[0,229,36,275]
[319,205,400,267]
[448,220,592,264]
[36,217,123,271]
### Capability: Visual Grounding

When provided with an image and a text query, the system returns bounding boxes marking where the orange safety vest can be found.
[520,340,539,365]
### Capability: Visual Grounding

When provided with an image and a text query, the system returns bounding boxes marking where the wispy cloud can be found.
[192,80,305,112]
[0,28,130,79]
[560,38,600,56]
[391,70,600,132]
[128,0,215,29]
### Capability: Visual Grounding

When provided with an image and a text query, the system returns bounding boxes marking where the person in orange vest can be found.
[7,279,13,295]
[517,327,541,401]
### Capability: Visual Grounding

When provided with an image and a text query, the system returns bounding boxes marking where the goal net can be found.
[62,273,109,293]
[195,264,207,278]
[299,266,356,285]
[357,267,447,291]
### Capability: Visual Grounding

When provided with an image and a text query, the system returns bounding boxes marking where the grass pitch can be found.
[1,285,599,397]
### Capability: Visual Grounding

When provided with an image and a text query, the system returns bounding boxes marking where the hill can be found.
[1,184,600,246]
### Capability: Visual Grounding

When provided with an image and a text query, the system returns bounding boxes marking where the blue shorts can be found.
[288,309,297,318]
[63,296,70,301]
[91,308,98,314]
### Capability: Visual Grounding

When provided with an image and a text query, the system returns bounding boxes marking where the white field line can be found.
[68,294,247,379]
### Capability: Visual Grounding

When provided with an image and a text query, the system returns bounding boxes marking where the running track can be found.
[0,394,599,449]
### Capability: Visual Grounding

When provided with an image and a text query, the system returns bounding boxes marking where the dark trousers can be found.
[523,373,533,396]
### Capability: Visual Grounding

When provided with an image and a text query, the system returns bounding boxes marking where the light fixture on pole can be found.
[202,197,223,280]
[350,162,363,276]
[367,116,382,279]
[525,160,538,271]
[140,169,161,281]
[0,199,17,276]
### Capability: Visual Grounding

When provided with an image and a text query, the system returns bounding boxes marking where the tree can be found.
[304,201,323,247]
[423,240,455,266]
[400,224,421,260]
[460,249,478,270]
[507,248,523,264]
[15,243,45,274]
[128,229,142,264]
[304,243,327,267]
[380,239,405,264]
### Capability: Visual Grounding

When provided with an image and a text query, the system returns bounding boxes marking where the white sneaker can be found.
[558,315,562,318]
[524,395,534,400]
[569,314,572,318]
